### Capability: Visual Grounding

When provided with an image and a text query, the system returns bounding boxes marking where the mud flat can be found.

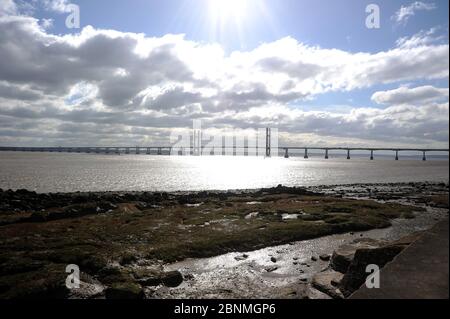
[0,182,447,299]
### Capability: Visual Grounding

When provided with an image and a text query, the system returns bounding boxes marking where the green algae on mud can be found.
[0,186,425,298]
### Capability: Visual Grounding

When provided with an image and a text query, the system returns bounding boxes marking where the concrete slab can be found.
[351,218,449,299]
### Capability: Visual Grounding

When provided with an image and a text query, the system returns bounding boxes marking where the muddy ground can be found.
[0,182,447,299]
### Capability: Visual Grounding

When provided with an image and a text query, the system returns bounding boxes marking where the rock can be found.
[312,270,344,299]
[311,256,318,262]
[265,266,278,273]
[339,243,407,297]
[245,212,259,219]
[305,286,333,300]
[161,271,183,287]
[97,267,134,285]
[330,238,387,273]
[319,254,331,261]
[68,273,105,299]
[119,253,138,266]
[234,254,249,261]
[132,268,163,286]
[105,282,144,299]
[270,257,277,263]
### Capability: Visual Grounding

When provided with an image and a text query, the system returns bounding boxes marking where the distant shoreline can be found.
[0,180,448,195]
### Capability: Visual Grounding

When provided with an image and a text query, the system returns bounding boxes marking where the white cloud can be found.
[0,0,17,15]
[396,28,446,48]
[40,17,53,29]
[393,1,437,25]
[372,85,449,105]
[42,0,73,13]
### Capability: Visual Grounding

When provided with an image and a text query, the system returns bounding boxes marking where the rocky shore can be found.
[0,182,447,299]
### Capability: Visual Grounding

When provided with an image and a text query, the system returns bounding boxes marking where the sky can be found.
[0,0,448,148]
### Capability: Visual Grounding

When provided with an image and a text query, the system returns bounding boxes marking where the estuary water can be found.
[0,151,448,193]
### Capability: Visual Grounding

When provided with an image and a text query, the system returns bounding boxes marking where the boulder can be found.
[132,268,163,286]
[105,282,144,299]
[312,270,344,299]
[339,244,406,297]
[330,238,387,273]
[161,271,183,287]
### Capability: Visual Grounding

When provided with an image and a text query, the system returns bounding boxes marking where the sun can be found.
[208,0,249,23]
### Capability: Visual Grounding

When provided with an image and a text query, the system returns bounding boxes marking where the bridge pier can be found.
[347,149,350,160]
[157,147,162,155]
[422,151,426,161]
[370,150,374,160]
[304,148,308,159]
[284,148,289,158]
[395,150,399,161]
[125,148,130,154]
[325,149,329,159]
[135,147,140,155]
[146,148,151,155]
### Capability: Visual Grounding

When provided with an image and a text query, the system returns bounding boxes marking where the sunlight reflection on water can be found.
[0,152,448,193]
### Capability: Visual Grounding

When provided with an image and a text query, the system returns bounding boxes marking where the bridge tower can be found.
[265,128,271,157]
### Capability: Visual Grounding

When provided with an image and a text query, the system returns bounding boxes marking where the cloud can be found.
[396,28,446,48]
[1,16,447,109]
[42,0,74,13]
[0,5,448,148]
[393,1,437,25]
[372,85,449,105]
[0,0,17,15]
[0,81,42,100]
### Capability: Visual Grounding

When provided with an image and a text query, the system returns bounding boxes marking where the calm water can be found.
[0,152,448,193]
